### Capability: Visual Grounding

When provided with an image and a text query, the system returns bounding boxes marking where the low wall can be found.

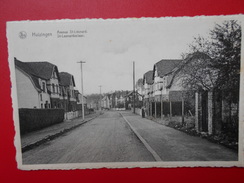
[65,109,91,120]
[131,108,142,115]
[19,108,64,134]
[162,116,195,127]
[65,111,79,120]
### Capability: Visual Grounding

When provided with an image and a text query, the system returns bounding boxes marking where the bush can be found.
[19,108,64,134]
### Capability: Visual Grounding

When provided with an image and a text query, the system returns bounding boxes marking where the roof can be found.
[136,78,143,87]
[125,90,142,98]
[143,70,154,85]
[59,72,76,87]
[14,58,60,81]
[153,59,182,78]
[166,52,211,89]
[15,58,41,90]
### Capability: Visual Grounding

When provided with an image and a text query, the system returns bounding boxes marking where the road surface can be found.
[22,111,155,164]
[22,111,238,164]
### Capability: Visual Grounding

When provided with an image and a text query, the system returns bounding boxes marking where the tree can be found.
[179,52,217,91]
[181,20,241,101]
[180,20,241,136]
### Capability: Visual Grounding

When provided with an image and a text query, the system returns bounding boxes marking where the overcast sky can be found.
[8,15,239,95]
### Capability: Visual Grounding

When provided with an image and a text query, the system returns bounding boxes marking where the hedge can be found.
[19,108,64,134]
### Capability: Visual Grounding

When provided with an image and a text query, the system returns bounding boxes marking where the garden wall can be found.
[19,108,64,134]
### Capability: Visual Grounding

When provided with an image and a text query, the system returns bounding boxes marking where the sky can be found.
[7,15,240,95]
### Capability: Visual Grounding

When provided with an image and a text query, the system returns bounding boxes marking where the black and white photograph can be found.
[7,15,244,169]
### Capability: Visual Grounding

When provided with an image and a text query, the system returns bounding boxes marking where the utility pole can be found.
[133,61,135,114]
[77,61,86,120]
[99,85,102,113]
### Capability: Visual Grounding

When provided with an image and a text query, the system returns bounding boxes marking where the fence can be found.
[19,108,64,134]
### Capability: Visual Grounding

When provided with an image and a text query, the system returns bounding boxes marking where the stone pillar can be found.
[169,100,172,120]
[146,100,149,117]
[195,92,199,132]
[155,101,157,118]
[161,99,163,120]
[150,101,152,117]
[182,97,185,125]
[208,91,213,135]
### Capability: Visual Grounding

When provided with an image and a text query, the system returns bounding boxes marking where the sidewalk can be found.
[21,112,100,152]
[120,111,237,161]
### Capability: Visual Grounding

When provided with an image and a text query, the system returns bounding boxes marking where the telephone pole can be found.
[133,61,135,114]
[99,85,102,113]
[77,61,86,120]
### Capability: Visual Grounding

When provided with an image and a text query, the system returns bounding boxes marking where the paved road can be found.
[22,111,155,164]
[22,110,238,164]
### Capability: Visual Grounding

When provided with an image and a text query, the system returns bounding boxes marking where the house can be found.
[14,58,60,109]
[151,59,182,118]
[59,72,76,112]
[101,95,111,109]
[75,90,87,115]
[142,70,154,116]
[125,90,143,109]
[136,78,143,101]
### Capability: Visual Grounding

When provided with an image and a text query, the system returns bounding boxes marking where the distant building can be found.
[136,78,143,101]
[101,95,111,109]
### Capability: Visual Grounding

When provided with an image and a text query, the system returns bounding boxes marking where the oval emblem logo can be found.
[19,31,27,39]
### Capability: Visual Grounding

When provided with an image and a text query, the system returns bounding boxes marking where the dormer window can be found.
[53,71,57,79]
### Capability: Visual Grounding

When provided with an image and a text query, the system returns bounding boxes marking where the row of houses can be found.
[135,52,238,135]
[101,91,129,110]
[14,57,87,120]
[98,90,142,110]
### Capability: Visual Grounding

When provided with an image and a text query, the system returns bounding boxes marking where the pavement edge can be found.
[119,112,162,162]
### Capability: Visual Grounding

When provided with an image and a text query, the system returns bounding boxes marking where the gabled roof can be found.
[125,90,142,98]
[14,58,60,81]
[166,52,211,89]
[59,72,76,87]
[15,58,41,91]
[136,78,143,87]
[143,70,154,85]
[153,59,182,78]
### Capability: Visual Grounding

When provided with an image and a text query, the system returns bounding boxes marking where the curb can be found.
[21,115,100,153]
[119,112,162,162]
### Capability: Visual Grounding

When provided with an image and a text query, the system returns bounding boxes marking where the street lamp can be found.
[77,61,86,120]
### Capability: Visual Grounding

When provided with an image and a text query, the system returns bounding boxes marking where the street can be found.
[22,111,155,164]
[22,111,238,164]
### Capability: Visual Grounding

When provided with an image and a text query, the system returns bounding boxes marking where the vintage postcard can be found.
[7,15,244,170]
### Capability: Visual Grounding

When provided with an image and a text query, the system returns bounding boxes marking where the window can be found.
[52,84,55,93]
[56,85,59,94]
[42,82,46,92]
[53,71,57,78]
[41,104,43,108]
[40,94,42,101]
[70,90,73,97]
